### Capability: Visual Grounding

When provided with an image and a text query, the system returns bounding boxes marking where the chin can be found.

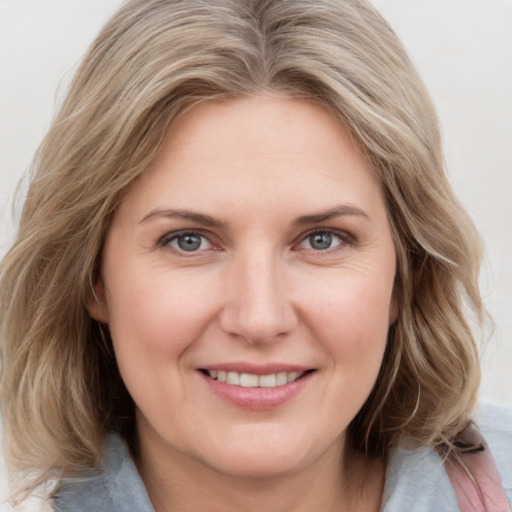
[204,448,309,480]
[193,425,332,479]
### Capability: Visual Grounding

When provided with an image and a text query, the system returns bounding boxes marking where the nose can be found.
[219,251,298,344]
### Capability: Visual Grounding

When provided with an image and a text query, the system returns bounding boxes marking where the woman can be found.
[0,0,510,511]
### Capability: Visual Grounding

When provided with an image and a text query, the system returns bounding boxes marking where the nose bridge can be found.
[220,246,296,343]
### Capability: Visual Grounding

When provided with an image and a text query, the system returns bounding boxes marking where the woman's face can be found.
[91,96,397,479]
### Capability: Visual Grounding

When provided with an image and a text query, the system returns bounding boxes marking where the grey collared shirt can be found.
[53,404,512,512]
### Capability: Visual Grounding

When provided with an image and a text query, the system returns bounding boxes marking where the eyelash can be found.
[294,229,353,252]
[158,228,354,255]
[159,230,215,254]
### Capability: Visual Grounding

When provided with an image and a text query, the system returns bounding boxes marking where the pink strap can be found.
[443,426,511,512]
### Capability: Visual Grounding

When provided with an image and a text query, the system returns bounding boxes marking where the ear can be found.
[88,277,109,323]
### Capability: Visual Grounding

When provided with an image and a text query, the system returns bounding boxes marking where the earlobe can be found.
[88,277,109,323]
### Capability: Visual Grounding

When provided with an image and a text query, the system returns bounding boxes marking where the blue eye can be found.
[299,231,343,251]
[166,232,212,252]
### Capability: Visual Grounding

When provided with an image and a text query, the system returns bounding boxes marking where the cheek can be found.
[105,265,222,360]
[103,267,224,423]
[303,270,392,368]
[295,272,392,437]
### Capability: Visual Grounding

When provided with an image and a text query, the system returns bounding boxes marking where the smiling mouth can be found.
[199,369,314,388]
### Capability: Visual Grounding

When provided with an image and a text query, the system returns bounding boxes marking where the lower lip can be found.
[200,372,314,410]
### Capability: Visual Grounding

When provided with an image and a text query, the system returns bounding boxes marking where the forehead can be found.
[118,95,385,223]
[151,95,369,173]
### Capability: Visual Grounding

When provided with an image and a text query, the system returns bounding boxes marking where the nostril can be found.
[218,300,298,345]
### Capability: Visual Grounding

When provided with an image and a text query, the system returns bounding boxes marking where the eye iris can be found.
[177,234,202,251]
[310,233,332,250]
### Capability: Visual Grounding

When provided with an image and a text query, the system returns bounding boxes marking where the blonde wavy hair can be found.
[1,0,483,493]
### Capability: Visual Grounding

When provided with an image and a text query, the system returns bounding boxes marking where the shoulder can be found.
[53,434,153,512]
[382,403,512,512]
[1,433,152,512]
[1,496,53,512]
[0,475,54,512]
[381,438,459,511]
[474,402,512,496]
[1,419,54,512]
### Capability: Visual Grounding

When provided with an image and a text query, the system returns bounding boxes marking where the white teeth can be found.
[276,372,288,386]
[287,371,300,382]
[240,373,259,387]
[226,371,240,385]
[258,374,276,387]
[205,370,305,388]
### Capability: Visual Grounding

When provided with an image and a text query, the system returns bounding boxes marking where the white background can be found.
[0,0,511,408]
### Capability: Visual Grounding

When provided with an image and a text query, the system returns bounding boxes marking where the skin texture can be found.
[90,96,397,512]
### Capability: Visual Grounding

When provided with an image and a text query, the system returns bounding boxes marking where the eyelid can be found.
[157,227,354,255]
[293,228,354,251]
[159,229,217,253]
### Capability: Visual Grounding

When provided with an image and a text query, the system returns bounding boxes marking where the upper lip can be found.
[198,362,313,375]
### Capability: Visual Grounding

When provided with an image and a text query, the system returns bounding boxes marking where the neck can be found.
[135,430,385,512]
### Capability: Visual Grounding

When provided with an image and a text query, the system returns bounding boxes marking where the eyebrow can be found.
[139,204,369,228]
[139,208,226,228]
[292,204,370,226]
